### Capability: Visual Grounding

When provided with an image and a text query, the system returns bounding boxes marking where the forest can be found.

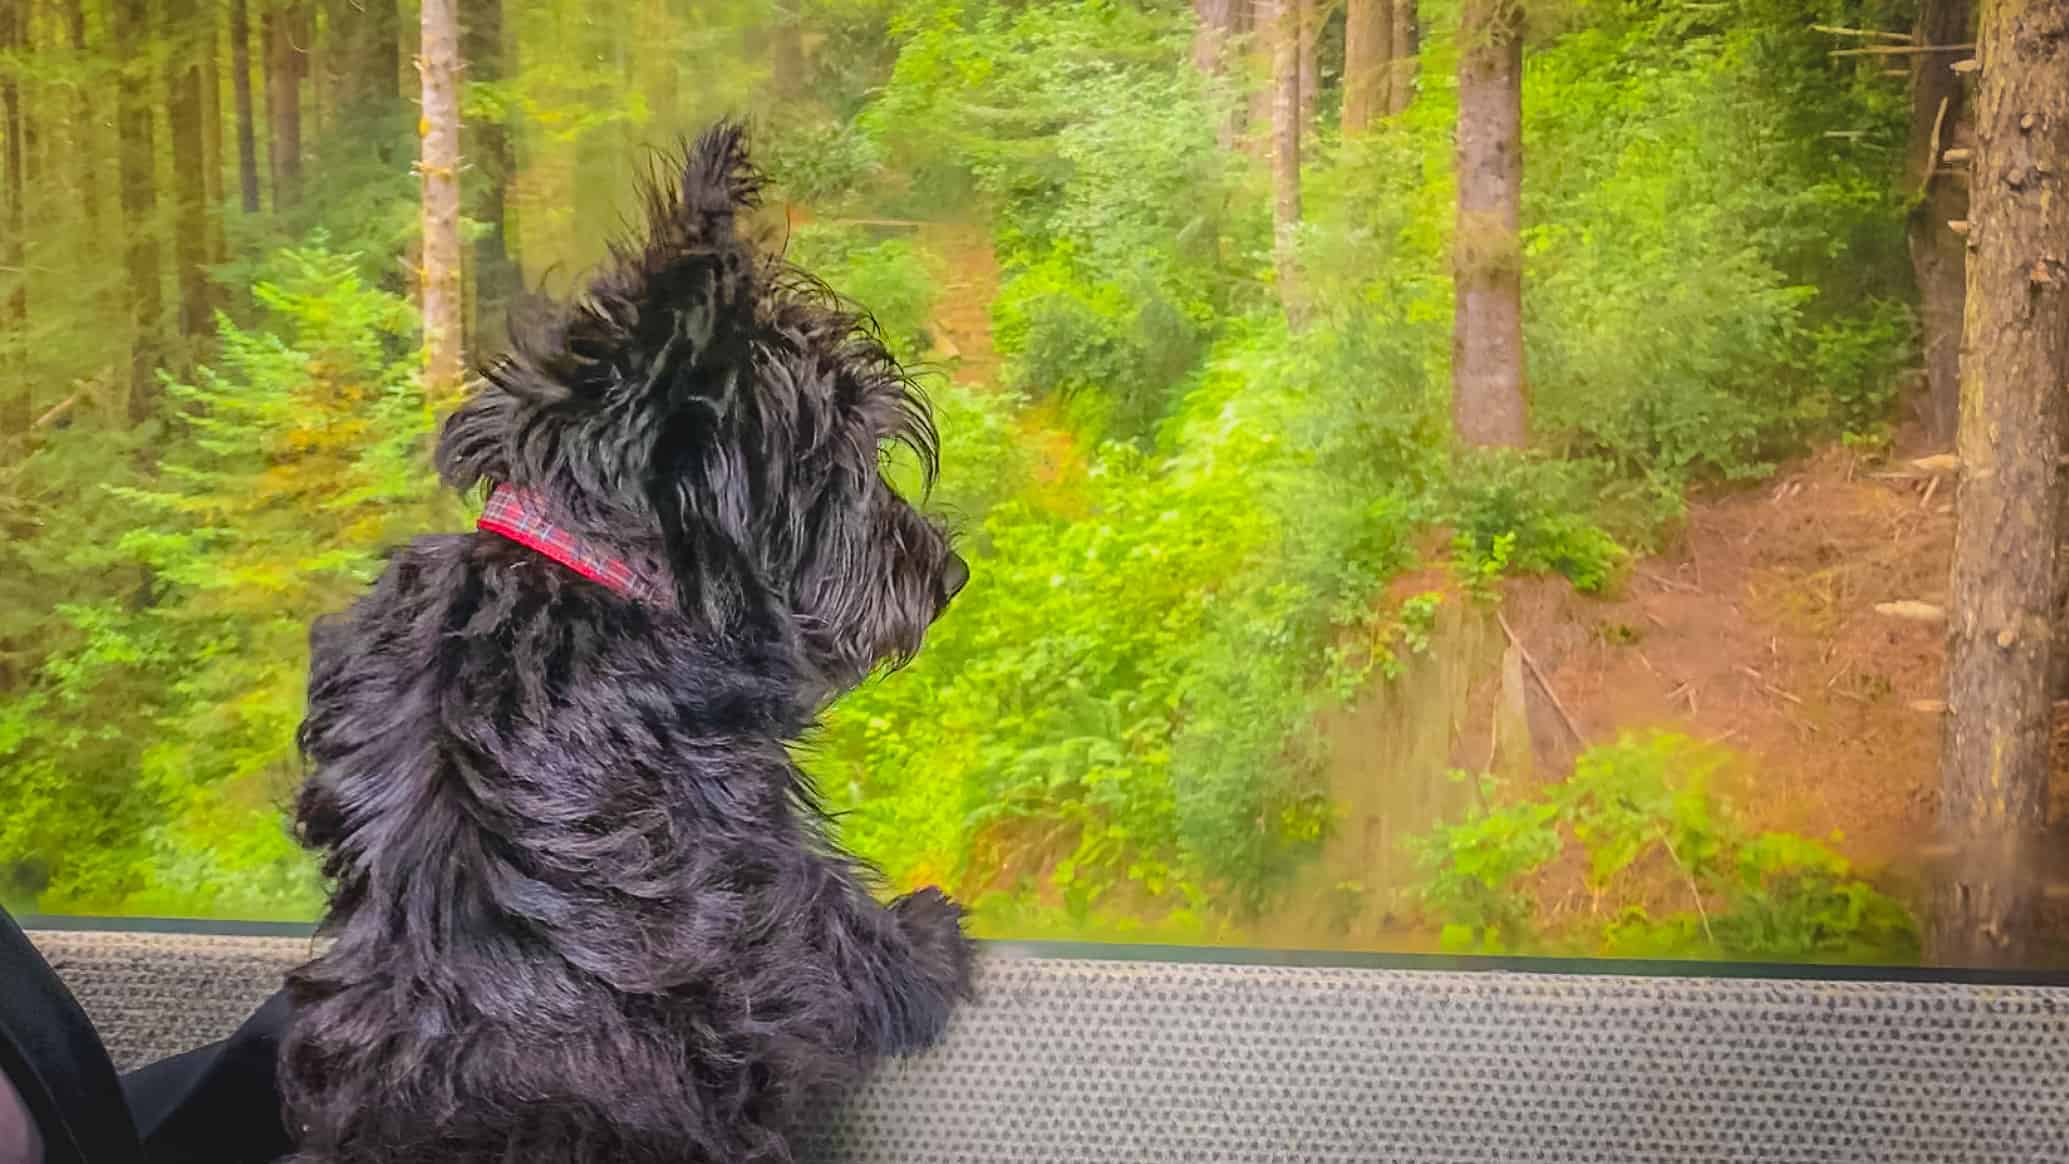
[1,0,2065,969]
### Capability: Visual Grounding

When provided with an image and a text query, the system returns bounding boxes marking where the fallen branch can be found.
[1636,567,1700,593]
[1918,95,1951,201]
[31,390,85,431]
[1875,600,1947,623]
[1829,43,1973,56]
[1662,837,1718,948]
[1497,611,1586,749]
[1738,665,1804,705]
[1811,23,1913,43]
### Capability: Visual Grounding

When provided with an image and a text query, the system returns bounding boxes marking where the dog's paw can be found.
[887,887,975,1047]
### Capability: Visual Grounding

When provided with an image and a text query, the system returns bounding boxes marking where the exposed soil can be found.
[1501,438,1955,877]
[903,221,2054,954]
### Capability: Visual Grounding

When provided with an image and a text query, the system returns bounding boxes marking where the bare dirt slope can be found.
[1502,440,1956,876]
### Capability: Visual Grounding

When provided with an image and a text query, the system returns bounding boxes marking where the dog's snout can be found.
[942,552,970,602]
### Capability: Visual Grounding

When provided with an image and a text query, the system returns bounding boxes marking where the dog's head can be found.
[436,122,965,691]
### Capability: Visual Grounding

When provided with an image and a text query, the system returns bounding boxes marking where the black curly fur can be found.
[279,122,974,1164]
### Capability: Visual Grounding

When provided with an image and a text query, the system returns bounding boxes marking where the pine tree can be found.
[1452,0,1526,448]
[1934,0,2069,969]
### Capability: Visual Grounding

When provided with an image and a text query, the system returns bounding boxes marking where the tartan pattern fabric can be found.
[477,485,663,605]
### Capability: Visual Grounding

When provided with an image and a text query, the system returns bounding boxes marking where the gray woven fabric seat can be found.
[25,924,2069,1162]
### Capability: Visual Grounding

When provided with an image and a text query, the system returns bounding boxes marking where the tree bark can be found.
[369,0,398,103]
[1296,0,1317,131]
[63,0,101,234]
[1248,0,1272,155]
[230,0,258,211]
[2,0,26,442]
[462,0,514,349]
[418,0,463,400]
[333,0,398,111]
[1933,0,2069,970]
[200,0,225,262]
[1907,0,1974,448]
[1452,0,1526,448]
[115,0,163,421]
[1267,0,1300,323]
[1342,0,1391,136]
[267,2,303,210]
[1192,0,1243,150]
[168,0,215,338]
[768,7,804,100]
[1387,0,1418,116]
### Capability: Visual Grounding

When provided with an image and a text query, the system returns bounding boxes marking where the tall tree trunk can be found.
[1933,0,2069,970]
[1267,0,1300,323]
[1296,0,1316,130]
[63,0,101,236]
[370,0,397,103]
[268,2,303,210]
[200,0,225,262]
[1342,0,1391,135]
[1248,0,1273,155]
[768,7,804,100]
[313,0,336,133]
[1907,0,1973,447]
[418,0,463,399]
[1451,0,1526,448]
[640,0,674,128]
[2,0,26,442]
[1193,0,1232,72]
[115,0,162,421]
[1193,0,1242,150]
[167,0,215,338]
[335,0,397,111]
[463,0,514,349]
[230,0,258,211]
[1387,0,1417,115]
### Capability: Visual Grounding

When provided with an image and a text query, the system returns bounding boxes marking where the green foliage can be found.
[1519,0,1912,480]
[783,223,941,359]
[1,243,441,916]
[812,314,1430,921]
[1445,453,1628,595]
[865,0,1252,441]
[1412,732,1920,962]
[3,0,1934,956]
[763,120,888,208]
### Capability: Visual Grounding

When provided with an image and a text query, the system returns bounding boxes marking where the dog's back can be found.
[280,124,972,1164]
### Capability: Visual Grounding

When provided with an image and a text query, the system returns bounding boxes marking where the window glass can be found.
[2,0,2057,973]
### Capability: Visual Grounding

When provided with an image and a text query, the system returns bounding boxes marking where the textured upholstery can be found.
[26,926,2069,1162]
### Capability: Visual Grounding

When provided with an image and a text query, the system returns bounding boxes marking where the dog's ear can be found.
[437,122,787,629]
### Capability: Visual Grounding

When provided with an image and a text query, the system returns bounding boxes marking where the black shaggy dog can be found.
[279,123,974,1164]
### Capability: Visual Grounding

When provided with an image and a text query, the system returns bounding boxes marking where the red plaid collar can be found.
[477,485,664,605]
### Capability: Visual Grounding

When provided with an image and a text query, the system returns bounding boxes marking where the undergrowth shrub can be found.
[0,243,440,917]
[866,0,1249,442]
[1520,2,1910,481]
[1412,731,1919,962]
[815,311,1436,924]
[783,223,941,360]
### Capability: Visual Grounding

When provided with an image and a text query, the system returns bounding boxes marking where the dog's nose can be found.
[942,552,970,602]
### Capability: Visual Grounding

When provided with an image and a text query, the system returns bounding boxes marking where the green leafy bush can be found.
[1412,732,1920,962]
[0,243,441,916]
[784,223,941,359]
[1445,453,1629,594]
[866,0,1246,441]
